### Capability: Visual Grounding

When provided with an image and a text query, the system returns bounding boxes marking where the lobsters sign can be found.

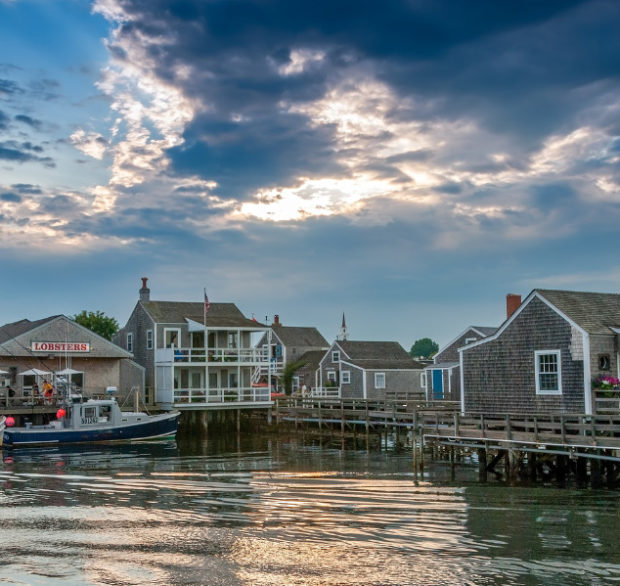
[31,342,90,353]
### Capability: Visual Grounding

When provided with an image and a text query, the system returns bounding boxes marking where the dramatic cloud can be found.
[1,0,619,346]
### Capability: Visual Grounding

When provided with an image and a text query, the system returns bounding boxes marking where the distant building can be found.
[425,325,496,402]
[256,315,329,392]
[114,279,271,409]
[461,290,620,415]
[317,340,426,400]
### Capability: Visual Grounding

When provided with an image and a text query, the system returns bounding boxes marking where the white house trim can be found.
[459,349,465,414]
[583,332,592,415]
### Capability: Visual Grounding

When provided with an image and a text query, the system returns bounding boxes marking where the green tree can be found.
[281,359,307,396]
[73,310,119,341]
[409,337,439,359]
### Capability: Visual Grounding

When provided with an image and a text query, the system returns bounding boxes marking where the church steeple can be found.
[337,312,348,341]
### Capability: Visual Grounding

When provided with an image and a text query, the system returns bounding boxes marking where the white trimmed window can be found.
[374,372,386,389]
[164,328,181,348]
[465,337,477,344]
[146,329,153,350]
[332,350,340,363]
[341,370,351,384]
[327,371,336,383]
[535,350,562,395]
[126,333,133,353]
[420,372,427,388]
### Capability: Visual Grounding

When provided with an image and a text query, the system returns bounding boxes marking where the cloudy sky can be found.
[1,0,619,349]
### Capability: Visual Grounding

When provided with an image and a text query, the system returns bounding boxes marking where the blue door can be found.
[432,369,443,399]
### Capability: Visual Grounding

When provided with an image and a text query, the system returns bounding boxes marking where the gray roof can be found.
[272,325,328,347]
[295,349,327,369]
[471,326,497,337]
[338,340,411,361]
[0,315,132,358]
[344,358,425,371]
[535,289,620,334]
[141,301,264,328]
[0,316,59,344]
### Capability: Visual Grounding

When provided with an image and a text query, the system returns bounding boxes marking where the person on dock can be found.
[42,379,54,404]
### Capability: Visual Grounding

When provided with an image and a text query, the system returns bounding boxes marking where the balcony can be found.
[155,346,269,365]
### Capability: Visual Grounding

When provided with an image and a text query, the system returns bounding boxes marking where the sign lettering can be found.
[31,342,90,353]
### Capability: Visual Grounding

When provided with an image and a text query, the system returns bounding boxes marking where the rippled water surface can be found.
[1,435,620,585]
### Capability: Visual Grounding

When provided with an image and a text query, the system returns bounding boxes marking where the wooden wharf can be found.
[272,396,620,487]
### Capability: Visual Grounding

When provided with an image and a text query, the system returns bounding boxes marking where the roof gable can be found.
[0,315,133,358]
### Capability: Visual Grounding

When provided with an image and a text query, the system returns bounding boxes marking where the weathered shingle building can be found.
[318,340,426,400]
[461,289,620,415]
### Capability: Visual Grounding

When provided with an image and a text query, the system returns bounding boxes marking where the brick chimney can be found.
[506,293,521,318]
[273,314,280,325]
[139,277,150,302]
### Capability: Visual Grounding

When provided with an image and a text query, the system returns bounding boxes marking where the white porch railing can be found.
[309,386,341,398]
[173,386,271,404]
[157,347,270,364]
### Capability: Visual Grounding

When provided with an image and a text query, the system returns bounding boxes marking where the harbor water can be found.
[1,435,619,585]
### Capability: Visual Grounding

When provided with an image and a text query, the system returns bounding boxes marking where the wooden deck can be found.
[272,397,620,461]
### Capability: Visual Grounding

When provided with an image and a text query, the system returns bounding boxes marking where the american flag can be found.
[204,288,210,320]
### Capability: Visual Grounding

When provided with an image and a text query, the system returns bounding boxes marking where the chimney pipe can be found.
[140,277,150,302]
[273,314,280,325]
[506,293,521,319]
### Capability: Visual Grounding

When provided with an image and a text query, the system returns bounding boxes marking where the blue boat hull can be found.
[2,412,180,447]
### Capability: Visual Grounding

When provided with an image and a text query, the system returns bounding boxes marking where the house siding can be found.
[462,297,585,414]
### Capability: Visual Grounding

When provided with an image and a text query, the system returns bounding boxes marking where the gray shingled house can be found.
[0,315,140,401]
[256,316,329,392]
[460,289,620,415]
[114,279,271,409]
[425,325,496,402]
[318,340,426,400]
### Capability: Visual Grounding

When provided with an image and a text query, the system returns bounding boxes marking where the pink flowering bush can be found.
[594,375,620,390]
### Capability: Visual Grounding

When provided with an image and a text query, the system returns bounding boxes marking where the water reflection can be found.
[1,436,619,585]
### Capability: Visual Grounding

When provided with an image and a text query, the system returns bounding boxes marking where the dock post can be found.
[236,409,241,435]
[478,447,487,482]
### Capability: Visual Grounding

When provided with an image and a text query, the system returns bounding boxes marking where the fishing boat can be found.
[2,396,180,448]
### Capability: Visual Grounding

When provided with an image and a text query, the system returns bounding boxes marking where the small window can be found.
[332,351,340,363]
[341,371,351,384]
[535,350,562,395]
[420,372,427,388]
[374,372,386,389]
[327,371,336,383]
[465,337,477,344]
[228,332,238,348]
[127,333,133,353]
[146,329,153,350]
[164,328,180,348]
[599,354,610,371]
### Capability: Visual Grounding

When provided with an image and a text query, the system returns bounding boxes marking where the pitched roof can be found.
[338,340,411,361]
[471,326,497,337]
[535,289,620,334]
[295,349,327,369]
[272,325,328,347]
[0,316,60,344]
[141,301,264,328]
[344,357,425,370]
